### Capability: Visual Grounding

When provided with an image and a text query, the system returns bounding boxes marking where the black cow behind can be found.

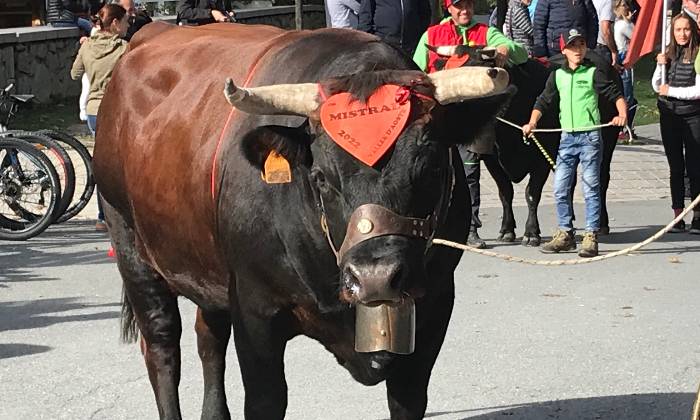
[436,46,622,244]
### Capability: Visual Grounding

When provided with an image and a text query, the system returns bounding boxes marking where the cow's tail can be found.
[120,285,139,343]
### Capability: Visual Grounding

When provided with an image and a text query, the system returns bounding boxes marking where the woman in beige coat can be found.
[71,3,129,230]
[71,4,129,137]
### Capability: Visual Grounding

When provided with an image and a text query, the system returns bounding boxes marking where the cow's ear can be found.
[433,86,517,146]
[240,124,312,170]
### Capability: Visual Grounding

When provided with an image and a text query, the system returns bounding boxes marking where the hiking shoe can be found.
[690,218,700,235]
[540,229,576,253]
[578,231,599,258]
[668,219,686,233]
[467,229,487,249]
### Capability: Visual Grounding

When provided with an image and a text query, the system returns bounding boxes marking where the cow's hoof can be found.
[497,231,516,242]
[522,235,541,247]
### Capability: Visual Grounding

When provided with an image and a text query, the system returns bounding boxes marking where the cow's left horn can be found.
[428,66,509,105]
[224,78,320,116]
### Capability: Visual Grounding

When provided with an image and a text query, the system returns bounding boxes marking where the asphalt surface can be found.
[1,197,699,419]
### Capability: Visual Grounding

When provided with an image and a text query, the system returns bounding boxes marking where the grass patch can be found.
[632,55,659,126]
[9,97,83,132]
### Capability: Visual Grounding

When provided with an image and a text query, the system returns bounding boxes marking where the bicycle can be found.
[0,83,95,226]
[0,137,61,240]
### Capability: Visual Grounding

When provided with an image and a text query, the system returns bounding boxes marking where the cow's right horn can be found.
[428,66,509,105]
[224,78,320,116]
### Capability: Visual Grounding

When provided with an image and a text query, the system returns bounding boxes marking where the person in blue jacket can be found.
[358,0,432,55]
[532,0,599,57]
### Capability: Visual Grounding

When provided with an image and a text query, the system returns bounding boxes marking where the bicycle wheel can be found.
[1,130,75,221]
[0,138,61,240]
[36,129,95,223]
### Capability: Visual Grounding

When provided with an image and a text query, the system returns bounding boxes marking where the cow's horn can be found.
[224,78,320,116]
[428,66,509,105]
[426,44,458,57]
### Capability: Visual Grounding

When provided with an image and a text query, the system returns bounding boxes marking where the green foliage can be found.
[630,55,659,126]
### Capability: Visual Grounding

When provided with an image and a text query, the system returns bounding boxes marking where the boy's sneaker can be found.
[541,229,576,253]
[690,218,700,235]
[578,231,599,258]
[668,219,686,233]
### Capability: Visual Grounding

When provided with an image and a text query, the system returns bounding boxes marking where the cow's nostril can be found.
[487,68,498,78]
[389,267,403,291]
[343,265,361,295]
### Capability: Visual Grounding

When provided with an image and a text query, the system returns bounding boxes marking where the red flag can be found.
[623,0,664,68]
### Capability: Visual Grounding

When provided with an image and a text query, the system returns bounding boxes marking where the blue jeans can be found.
[86,114,97,136]
[49,18,93,35]
[619,51,637,127]
[85,114,103,220]
[553,130,603,232]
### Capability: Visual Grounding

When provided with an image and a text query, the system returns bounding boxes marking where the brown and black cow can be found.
[94,21,512,419]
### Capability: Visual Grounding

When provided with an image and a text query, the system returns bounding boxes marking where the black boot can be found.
[690,218,700,235]
[669,219,686,233]
[467,229,487,249]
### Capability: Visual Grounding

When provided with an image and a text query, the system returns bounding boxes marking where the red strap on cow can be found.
[211,33,289,202]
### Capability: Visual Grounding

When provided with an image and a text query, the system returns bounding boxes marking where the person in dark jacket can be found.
[358,0,432,55]
[47,0,93,34]
[118,0,152,41]
[532,0,599,57]
[177,0,235,25]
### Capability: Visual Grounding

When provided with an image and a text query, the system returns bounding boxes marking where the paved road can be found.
[2,123,700,419]
[2,198,699,420]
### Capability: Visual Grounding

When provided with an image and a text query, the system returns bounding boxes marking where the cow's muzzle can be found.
[355,297,415,354]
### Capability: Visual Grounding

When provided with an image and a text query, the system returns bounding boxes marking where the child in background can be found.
[523,29,627,257]
[614,0,637,141]
[504,0,534,55]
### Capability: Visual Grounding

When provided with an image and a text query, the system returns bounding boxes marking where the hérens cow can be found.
[94,22,512,419]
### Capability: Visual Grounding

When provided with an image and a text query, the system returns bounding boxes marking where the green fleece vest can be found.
[555,64,600,132]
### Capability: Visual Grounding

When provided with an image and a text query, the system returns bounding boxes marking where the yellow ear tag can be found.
[468,40,476,47]
[261,151,292,184]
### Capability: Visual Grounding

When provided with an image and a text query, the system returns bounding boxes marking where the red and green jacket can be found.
[413,18,528,73]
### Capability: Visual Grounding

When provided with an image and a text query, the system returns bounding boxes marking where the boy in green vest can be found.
[522,29,627,257]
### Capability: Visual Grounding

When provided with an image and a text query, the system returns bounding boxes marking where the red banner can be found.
[623,0,664,68]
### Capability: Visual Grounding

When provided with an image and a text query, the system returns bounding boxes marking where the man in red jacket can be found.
[413,0,528,248]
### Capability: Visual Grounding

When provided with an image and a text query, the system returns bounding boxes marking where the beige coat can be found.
[71,32,128,115]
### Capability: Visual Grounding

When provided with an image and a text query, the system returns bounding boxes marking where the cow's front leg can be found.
[523,166,550,246]
[195,308,231,420]
[386,287,455,419]
[483,155,516,241]
[231,295,288,420]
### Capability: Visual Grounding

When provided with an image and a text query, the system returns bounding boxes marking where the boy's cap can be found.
[559,29,585,50]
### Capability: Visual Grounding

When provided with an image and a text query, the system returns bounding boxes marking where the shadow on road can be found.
[0,297,120,332]
[420,392,696,419]
[0,220,112,285]
[0,343,52,359]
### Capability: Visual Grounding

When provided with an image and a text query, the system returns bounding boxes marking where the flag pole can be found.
[661,0,669,84]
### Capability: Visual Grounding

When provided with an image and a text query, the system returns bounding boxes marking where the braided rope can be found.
[433,194,700,266]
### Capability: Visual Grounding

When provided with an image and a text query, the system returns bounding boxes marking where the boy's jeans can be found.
[553,130,603,232]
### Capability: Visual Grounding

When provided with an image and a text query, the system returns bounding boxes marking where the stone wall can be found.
[0,5,325,104]
[0,26,82,103]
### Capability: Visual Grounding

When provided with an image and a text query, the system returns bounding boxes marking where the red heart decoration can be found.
[445,53,470,70]
[320,84,411,166]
